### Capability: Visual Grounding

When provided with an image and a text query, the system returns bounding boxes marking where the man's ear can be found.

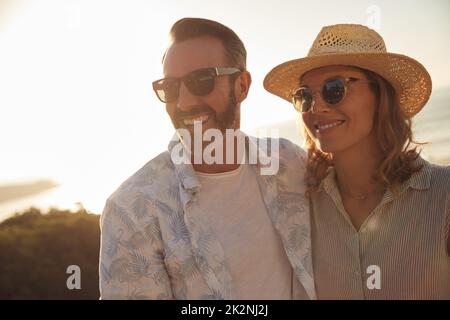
[235,71,252,103]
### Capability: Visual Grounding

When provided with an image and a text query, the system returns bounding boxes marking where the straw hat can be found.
[264,24,432,117]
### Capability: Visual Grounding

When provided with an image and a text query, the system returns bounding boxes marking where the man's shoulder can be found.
[272,138,307,184]
[106,150,178,205]
[249,135,307,183]
[279,137,305,152]
[254,136,305,157]
[273,137,307,164]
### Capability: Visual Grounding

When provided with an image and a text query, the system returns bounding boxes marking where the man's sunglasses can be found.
[292,77,375,113]
[152,67,242,103]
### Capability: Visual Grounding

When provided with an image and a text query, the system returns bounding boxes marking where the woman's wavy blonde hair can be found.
[303,67,424,196]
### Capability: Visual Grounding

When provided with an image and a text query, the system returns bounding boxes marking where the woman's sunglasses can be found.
[152,67,241,103]
[292,77,375,113]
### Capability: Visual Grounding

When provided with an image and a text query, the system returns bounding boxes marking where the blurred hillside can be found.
[0,207,100,299]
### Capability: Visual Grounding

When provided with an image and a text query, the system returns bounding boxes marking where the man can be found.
[99,17,315,299]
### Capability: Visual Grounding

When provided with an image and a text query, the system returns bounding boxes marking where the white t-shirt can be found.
[194,164,293,299]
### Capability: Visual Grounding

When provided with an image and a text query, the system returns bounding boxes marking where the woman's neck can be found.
[332,138,384,197]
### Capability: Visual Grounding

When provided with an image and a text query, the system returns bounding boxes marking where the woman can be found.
[264,24,450,299]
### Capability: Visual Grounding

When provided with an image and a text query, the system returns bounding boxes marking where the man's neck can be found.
[191,134,244,174]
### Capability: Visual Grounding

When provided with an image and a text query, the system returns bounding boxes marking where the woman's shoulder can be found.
[425,159,450,175]
[421,158,450,191]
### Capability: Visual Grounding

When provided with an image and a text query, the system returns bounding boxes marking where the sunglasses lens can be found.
[153,79,179,103]
[185,70,215,96]
[152,68,236,103]
[293,88,313,112]
[323,78,346,104]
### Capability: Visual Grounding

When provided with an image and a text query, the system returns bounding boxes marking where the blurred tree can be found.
[0,207,100,299]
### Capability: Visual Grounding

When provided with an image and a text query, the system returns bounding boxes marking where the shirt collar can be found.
[167,130,265,205]
[398,156,431,192]
[167,132,200,206]
[319,156,431,197]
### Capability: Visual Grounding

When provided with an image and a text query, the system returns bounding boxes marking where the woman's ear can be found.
[235,71,252,103]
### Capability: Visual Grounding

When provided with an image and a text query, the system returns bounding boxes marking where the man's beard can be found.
[171,87,238,133]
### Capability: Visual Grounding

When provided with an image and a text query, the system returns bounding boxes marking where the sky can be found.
[0,0,449,214]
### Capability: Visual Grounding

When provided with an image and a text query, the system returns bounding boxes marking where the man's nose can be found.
[176,82,198,112]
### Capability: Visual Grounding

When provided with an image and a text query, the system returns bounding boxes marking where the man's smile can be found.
[182,113,212,127]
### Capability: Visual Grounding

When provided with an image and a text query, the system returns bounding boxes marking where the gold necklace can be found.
[340,187,385,200]
[341,191,367,200]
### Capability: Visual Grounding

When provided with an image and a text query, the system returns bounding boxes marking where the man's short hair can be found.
[165,17,247,70]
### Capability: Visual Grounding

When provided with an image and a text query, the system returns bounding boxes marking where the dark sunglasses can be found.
[292,77,375,113]
[152,67,241,103]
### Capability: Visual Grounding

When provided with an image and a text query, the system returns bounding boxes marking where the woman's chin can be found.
[316,139,339,154]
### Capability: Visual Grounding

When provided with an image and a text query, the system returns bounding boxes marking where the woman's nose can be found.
[310,93,330,114]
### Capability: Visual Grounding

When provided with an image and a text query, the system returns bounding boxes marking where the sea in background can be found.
[1,87,449,222]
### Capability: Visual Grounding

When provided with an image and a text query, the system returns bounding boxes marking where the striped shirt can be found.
[310,157,450,299]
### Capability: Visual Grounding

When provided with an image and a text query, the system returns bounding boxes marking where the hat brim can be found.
[263,52,432,117]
